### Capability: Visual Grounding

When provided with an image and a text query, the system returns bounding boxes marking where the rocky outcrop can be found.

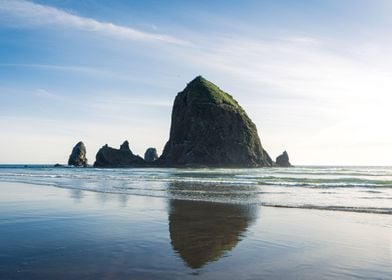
[276,151,292,167]
[159,76,273,167]
[68,77,291,168]
[68,141,88,167]
[93,141,145,168]
[144,148,158,162]
[120,140,130,151]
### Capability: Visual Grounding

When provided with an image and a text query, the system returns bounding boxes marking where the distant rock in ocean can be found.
[144,148,158,162]
[94,141,145,168]
[120,140,130,151]
[159,76,273,167]
[69,76,291,168]
[68,141,88,167]
[276,151,292,167]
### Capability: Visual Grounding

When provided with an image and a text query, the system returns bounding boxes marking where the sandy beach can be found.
[0,181,390,279]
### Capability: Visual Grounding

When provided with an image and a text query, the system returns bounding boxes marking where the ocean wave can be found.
[257,180,392,188]
[261,203,392,215]
[0,166,391,214]
[7,179,390,214]
[1,172,392,194]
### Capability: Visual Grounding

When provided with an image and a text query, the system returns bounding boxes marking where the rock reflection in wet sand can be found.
[168,199,258,269]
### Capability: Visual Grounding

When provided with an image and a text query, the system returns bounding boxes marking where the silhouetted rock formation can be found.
[69,77,292,168]
[276,151,292,167]
[68,141,88,167]
[168,198,257,269]
[120,140,130,151]
[144,148,158,162]
[159,76,273,167]
[94,141,145,168]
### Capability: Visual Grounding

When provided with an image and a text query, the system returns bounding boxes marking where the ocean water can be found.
[0,165,391,215]
[0,166,391,279]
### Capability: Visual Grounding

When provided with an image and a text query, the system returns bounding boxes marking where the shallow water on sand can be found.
[0,181,391,279]
[0,165,391,214]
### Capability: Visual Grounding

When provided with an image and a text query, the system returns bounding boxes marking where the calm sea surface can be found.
[0,165,391,214]
[0,166,390,279]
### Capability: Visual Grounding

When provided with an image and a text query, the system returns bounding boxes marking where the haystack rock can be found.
[159,76,273,167]
[144,148,158,162]
[94,140,145,167]
[68,141,88,167]
[276,151,292,167]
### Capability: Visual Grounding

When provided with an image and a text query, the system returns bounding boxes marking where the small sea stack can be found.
[94,140,145,168]
[275,151,292,167]
[120,140,131,151]
[144,148,158,162]
[68,141,88,167]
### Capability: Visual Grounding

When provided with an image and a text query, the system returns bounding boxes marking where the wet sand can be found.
[0,182,390,279]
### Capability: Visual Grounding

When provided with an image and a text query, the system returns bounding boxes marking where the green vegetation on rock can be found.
[160,76,273,167]
[184,76,242,109]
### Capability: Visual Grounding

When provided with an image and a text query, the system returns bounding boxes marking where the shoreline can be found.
[0,165,391,217]
[0,181,391,279]
[0,177,391,216]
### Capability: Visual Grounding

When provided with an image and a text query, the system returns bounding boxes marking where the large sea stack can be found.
[94,140,145,167]
[68,141,88,167]
[159,76,273,167]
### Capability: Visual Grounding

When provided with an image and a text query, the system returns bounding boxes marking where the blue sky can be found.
[0,0,391,165]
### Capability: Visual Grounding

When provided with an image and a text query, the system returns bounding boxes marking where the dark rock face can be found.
[159,76,273,167]
[120,140,130,151]
[94,141,145,167]
[68,141,88,167]
[144,148,158,162]
[276,151,292,167]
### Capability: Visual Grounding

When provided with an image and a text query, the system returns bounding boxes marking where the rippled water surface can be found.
[0,165,391,214]
[0,166,391,279]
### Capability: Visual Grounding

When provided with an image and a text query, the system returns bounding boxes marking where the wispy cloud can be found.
[1,1,391,164]
[0,63,136,80]
[0,0,189,45]
[185,36,392,103]
[0,63,169,86]
[34,88,62,101]
[172,35,392,164]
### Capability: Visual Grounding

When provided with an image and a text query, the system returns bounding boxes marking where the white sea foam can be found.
[0,165,391,214]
